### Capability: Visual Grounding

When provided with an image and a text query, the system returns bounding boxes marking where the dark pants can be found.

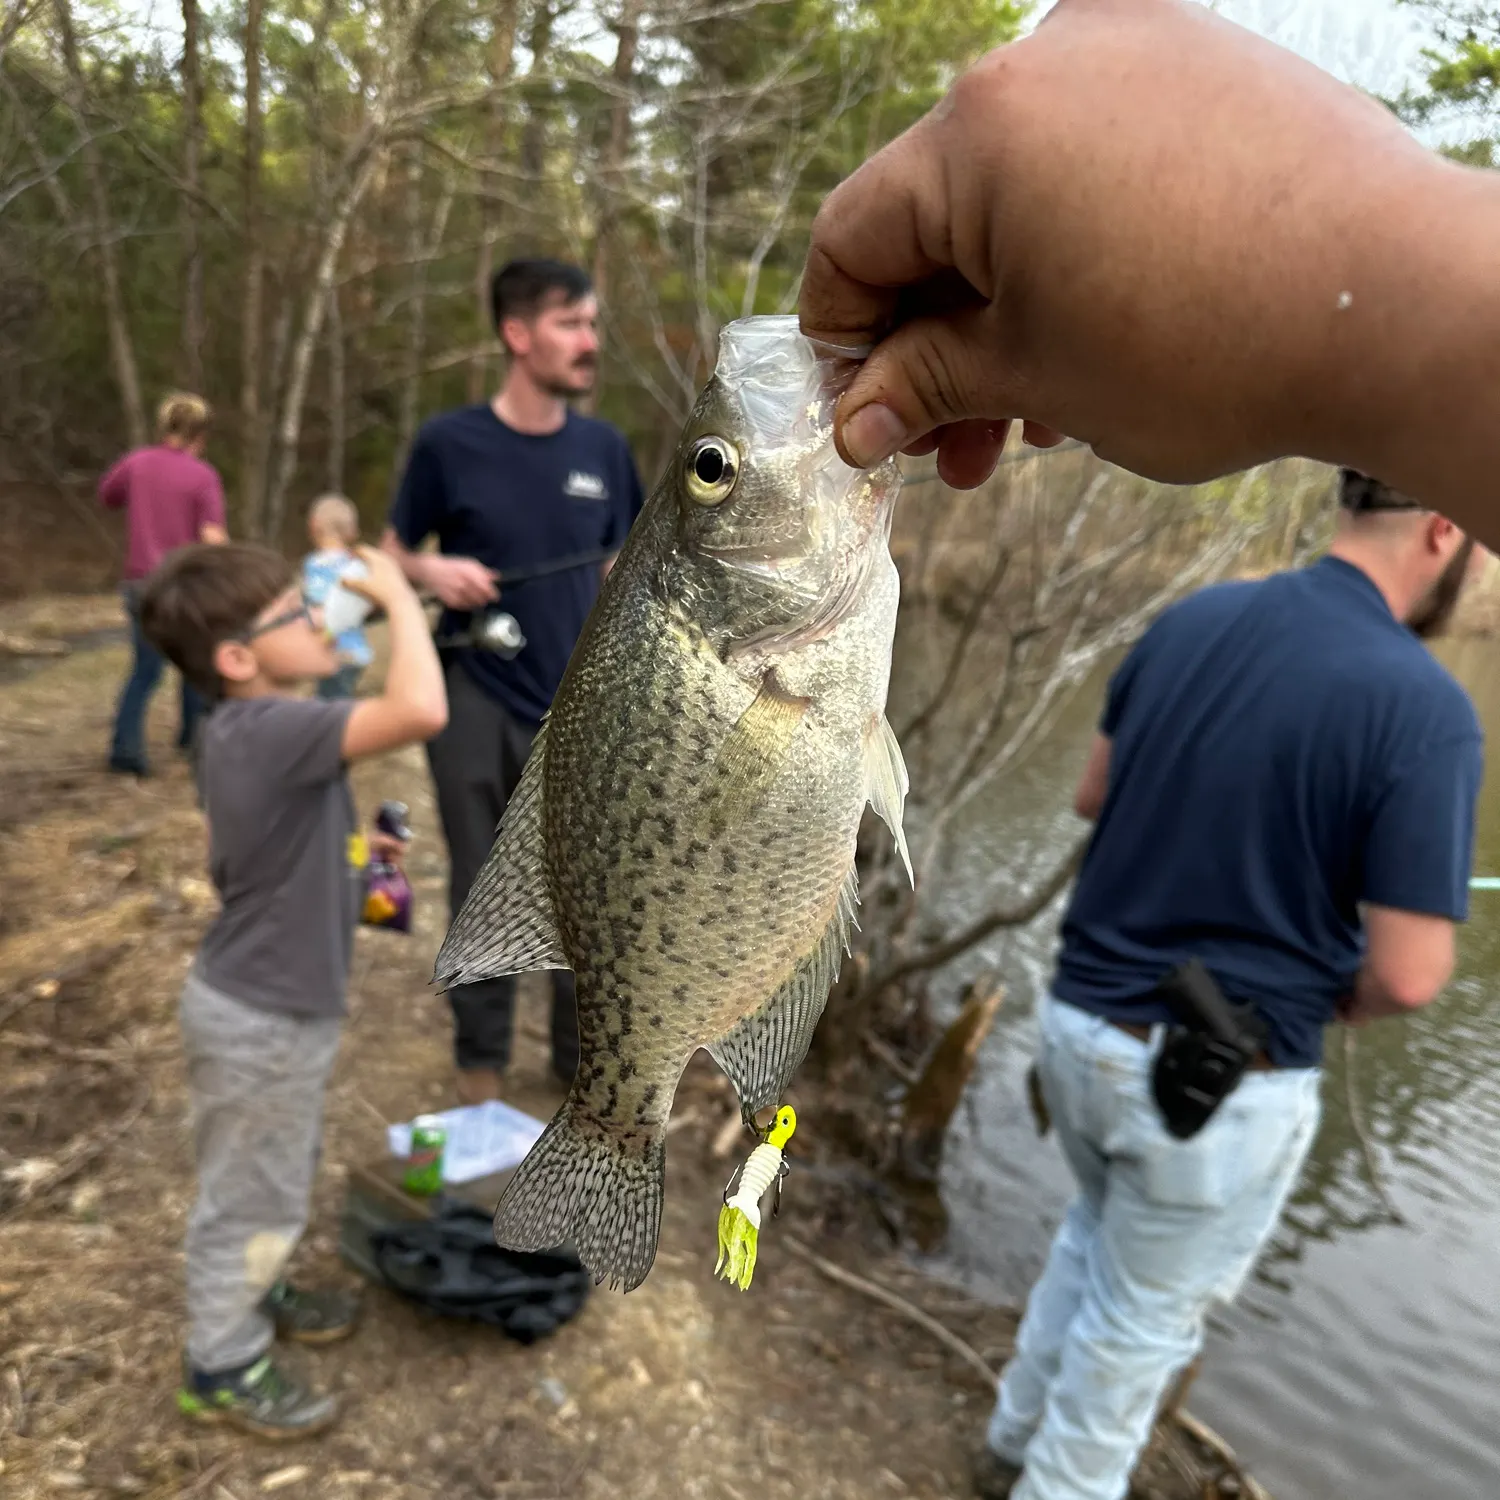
[111,581,207,772]
[426,659,579,1080]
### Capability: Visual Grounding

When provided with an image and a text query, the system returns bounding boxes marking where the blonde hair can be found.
[156,392,212,445]
[307,493,360,546]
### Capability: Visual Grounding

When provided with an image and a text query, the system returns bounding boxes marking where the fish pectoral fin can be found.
[708,671,812,826]
[434,721,568,987]
[865,713,913,886]
[708,866,858,1123]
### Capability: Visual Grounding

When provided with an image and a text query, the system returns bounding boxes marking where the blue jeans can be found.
[986,994,1321,1500]
[110,582,207,770]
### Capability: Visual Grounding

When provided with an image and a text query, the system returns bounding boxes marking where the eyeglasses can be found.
[237,595,314,643]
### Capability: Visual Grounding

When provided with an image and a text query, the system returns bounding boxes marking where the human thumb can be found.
[832,308,1021,470]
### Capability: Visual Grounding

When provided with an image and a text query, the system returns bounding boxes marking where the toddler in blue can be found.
[301,495,374,700]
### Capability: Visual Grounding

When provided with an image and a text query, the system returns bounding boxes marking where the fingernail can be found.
[842,403,909,468]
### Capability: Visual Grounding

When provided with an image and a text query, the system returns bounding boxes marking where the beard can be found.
[1407,537,1476,640]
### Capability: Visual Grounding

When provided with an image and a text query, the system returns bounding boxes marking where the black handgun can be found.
[1150,959,1269,1140]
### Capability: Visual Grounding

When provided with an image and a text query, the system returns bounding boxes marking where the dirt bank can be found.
[0,595,1257,1500]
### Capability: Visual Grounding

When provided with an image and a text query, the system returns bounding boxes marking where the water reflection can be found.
[905,635,1500,1500]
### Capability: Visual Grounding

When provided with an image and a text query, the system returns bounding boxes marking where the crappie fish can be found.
[434,314,911,1291]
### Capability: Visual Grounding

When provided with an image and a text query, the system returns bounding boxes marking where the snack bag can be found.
[360,800,414,932]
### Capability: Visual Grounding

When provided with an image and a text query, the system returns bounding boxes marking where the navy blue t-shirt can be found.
[1053,556,1483,1068]
[389,405,646,725]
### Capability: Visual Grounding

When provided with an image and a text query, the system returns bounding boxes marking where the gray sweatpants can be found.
[180,968,342,1374]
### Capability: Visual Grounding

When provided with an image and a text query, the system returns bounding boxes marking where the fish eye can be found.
[684,436,739,506]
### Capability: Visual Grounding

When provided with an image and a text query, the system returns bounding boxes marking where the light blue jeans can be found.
[986,994,1321,1500]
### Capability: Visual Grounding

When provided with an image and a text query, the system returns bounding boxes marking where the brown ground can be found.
[0,595,1248,1500]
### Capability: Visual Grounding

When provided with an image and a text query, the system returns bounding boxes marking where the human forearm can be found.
[379,586,446,732]
[380,525,496,609]
[1327,159,1500,542]
[1341,966,1416,1026]
[1342,904,1457,1024]
[341,551,448,759]
[798,0,1500,538]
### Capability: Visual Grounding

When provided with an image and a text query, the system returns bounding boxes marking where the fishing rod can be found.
[425,545,618,658]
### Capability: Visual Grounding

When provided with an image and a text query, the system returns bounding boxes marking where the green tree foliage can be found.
[0,0,1026,543]
[1392,2,1500,164]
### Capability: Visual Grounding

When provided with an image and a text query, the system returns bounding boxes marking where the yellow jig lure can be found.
[714,1105,797,1291]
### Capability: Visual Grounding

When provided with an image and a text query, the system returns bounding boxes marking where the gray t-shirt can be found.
[196,696,359,1018]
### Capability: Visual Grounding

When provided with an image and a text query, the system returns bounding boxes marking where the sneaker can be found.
[176,1353,338,1439]
[973,1447,1024,1499]
[264,1281,360,1345]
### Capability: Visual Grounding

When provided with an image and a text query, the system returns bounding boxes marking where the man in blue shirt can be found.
[977,471,1486,1500]
[383,258,645,1103]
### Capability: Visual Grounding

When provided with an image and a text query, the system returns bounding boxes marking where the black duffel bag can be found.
[366,1197,590,1345]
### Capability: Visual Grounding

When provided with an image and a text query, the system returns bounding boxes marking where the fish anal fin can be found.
[434,721,567,988]
[708,866,859,1123]
[865,713,912,886]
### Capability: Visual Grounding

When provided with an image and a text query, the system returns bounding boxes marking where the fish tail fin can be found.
[493,1099,666,1294]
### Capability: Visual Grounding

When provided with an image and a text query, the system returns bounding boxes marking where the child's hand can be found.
[370,831,407,868]
[342,546,416,612]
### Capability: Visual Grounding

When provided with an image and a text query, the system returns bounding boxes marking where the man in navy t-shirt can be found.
[383,258,645,1102]
[977,471,1486,1500]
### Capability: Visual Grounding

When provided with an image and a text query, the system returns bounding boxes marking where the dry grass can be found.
[0,599,1253,1500]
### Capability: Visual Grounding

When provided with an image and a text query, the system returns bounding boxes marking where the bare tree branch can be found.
[860,837,1089,999]
[895,542,1012,748]
[50,0,145,446]
[0,0,42,68]
[0,119,109,216]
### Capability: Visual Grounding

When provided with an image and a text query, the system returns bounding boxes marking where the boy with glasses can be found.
[139,541,447,1437]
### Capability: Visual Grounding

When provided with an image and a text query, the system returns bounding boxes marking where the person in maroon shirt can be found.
[100,393,228,775]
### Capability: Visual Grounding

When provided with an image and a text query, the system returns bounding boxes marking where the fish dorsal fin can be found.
[433,721,568,988]
[865,713,913,886]
[708,671,812,826]
[707,865,859,1123]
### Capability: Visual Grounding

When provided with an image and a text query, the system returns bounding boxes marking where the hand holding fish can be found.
[798,0,1483,521]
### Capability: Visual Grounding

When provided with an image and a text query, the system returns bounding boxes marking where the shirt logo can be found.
[563,470,608,500]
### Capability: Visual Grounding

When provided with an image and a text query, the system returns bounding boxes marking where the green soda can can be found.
[403,1115,447,1196]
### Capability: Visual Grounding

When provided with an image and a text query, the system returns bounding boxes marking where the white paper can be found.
[387,1099,546,1185]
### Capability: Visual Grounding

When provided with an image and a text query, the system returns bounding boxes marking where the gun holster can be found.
[1149,959,1270,1141]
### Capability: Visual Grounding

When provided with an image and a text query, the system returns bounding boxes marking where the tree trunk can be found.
[240,0,266,535]
[326,287,345,494]
[579,0,644,416]
[179,0,205,391]
[893,978,1005,1187]
[52,0,146,449]
[517,2,555,210]
[468,0,521,402]
[397,143,425,458]
[264,147,383,542]
[259,294,293,538]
